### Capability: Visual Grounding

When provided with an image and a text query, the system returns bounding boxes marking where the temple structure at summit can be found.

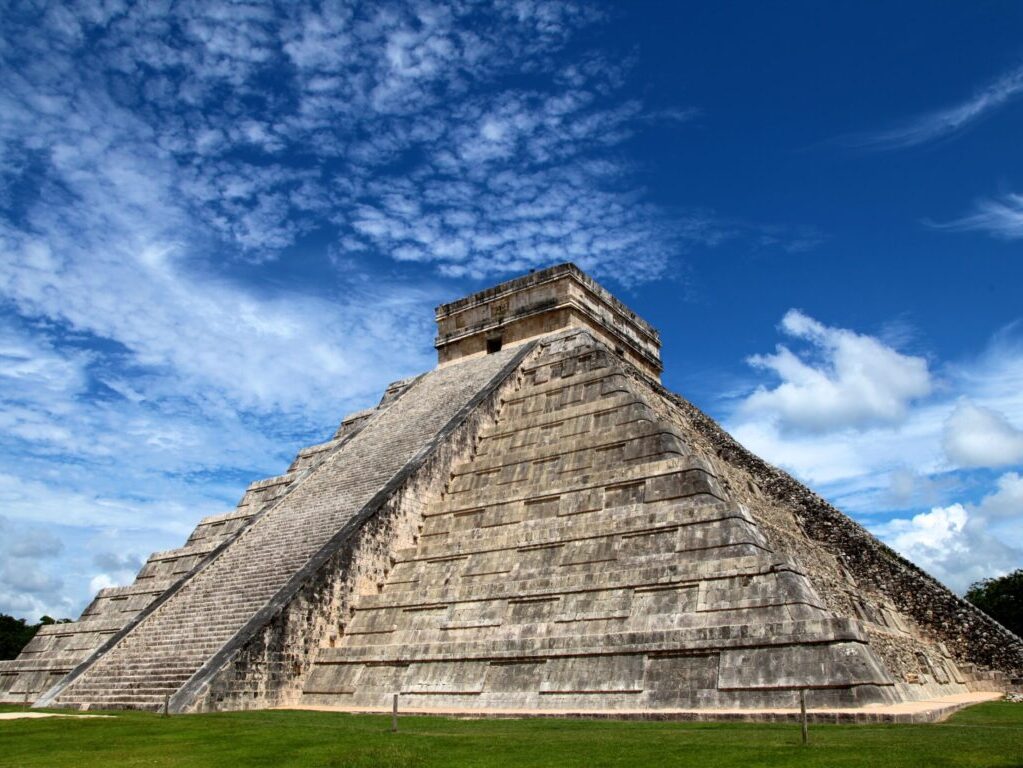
[3,263,1020,718]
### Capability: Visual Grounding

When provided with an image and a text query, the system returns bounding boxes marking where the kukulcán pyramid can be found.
[4,264,1021,717]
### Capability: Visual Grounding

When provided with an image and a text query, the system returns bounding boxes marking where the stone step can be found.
[146,541,219,565]
[434,457,717,514]
[345,602,827,648]
[411,499,750,560]
[477,393,646,447]
[63,697,166,710]
[66,684,185,697]
[100,674,194,684]
[517,343,612,376]
[397,526,765,582]
[500,366,623,404]
[127,644,227,655]
[87,663,199,674]
[365,552,794,609]
[288,439,343,473]
[456,421,680,478]
[324,617,867,664]
[446,441,688,496]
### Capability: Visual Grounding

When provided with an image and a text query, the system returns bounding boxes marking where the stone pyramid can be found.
[4,264,1020,716]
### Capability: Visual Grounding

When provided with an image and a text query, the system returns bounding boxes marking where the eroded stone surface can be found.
[11,263,1021,715]
[299,330,1016,713]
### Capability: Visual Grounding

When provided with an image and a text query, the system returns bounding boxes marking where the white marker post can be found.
[391,693,399,733]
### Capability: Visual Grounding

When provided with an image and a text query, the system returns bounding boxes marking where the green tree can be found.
[966,569,1023,638]
[0,614,73,659]
[0,614,39,659]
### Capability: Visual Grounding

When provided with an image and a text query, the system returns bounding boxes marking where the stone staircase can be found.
[1,378,399,705]
[40,347,524,711]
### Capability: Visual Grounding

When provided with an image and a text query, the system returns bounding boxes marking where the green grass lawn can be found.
[1,702,1021,768]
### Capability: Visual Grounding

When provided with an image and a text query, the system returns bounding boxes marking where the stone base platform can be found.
[286,691,1003,724]
[0,711,113,720]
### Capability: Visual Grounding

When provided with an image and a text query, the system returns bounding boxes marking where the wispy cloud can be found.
[0,1,825,619]
[0,0,672,618]
[930,192,1023,240]
[846,62,1023,150]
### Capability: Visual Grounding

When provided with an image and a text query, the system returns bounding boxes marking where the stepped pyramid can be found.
[4,264,1021,717]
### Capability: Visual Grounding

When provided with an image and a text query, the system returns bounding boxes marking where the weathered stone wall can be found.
[634,373,1023,682]
[194,485,425,710]
[298,331,955,713]
[192,344,534,711]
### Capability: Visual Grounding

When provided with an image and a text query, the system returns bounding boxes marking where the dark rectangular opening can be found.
[486,336,503,354]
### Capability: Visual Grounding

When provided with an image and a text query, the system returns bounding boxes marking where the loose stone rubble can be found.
[2,263,1020,718]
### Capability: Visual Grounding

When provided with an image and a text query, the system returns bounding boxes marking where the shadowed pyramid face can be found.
[8,265,1020,715]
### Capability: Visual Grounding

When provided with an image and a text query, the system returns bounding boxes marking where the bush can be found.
[966,569,1023,638]
[0,614,72,659]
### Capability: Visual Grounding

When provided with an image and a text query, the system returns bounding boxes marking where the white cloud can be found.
[873,476,1023,593]
[944,401,1023,469]
[88,574,118,594]
[976,471,1023,520]
[884,467,958,510]
[0,515,71,619]
[727,315,1023,593]
[741,309,932,433]
[724,312,1023,589]
[933,193,1023,241]
[879,503,967,556]
[1,232,435,416]
[728,317,1023,499]
[850,62,1023,149]
[872,503,987,592]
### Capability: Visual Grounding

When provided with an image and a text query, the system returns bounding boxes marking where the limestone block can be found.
[645,470,725,503]
[404,661,488,694]
[718,642,893,690]
[633,585,699,616]
[540,655,644,693]
[485,660,547,692]
[356,663,409,695]
[348,608,399,636]
[644,653,718,706]
[560,538,619,568]
[556,589,631,622]
[444,600,506,630]
[303,663,362,694]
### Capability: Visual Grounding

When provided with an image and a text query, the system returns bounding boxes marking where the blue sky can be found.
[1,1,1021,621]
